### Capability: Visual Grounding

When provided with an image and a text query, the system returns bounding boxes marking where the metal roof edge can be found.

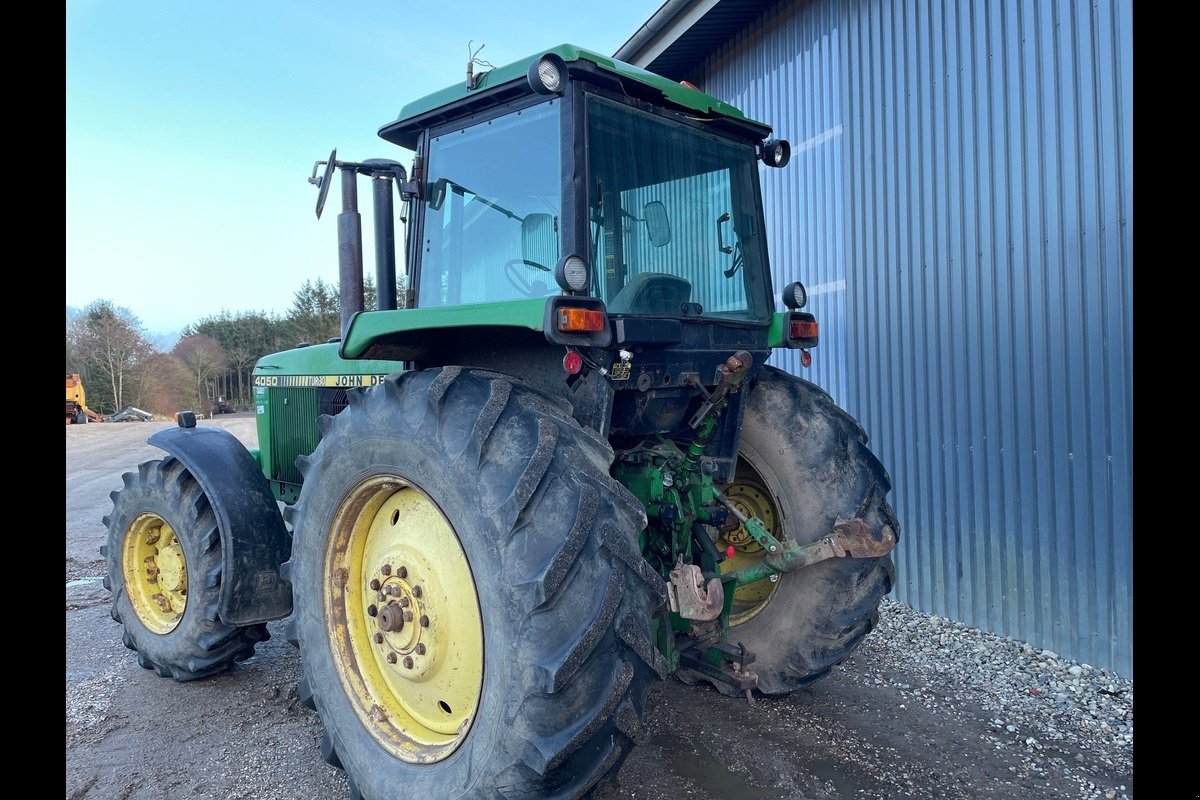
[614,0,715,67]
[614,0,782,79]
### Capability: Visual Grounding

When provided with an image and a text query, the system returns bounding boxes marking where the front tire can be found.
[715,366,898,695]
[284,367,664,799]
[102,457,269,680]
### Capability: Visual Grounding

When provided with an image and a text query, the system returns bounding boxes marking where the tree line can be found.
[66,276,395,417]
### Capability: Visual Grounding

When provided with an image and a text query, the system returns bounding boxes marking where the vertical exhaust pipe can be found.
[371,173,398,311]
[337,166,364,340]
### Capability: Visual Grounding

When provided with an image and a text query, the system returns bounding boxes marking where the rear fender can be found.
[148,426,293,624]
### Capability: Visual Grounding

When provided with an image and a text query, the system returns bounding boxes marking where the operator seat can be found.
[607,272,692,315]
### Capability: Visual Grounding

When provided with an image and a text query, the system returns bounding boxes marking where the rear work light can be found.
[557,308,606,333]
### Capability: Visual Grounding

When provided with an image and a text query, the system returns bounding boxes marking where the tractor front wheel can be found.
[102,457,269,680]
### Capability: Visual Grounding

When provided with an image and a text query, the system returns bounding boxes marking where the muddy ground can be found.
[66,417,1134,799]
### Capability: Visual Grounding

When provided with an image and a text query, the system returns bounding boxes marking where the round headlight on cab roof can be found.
[528,54,567,95]
[782,280,808,309]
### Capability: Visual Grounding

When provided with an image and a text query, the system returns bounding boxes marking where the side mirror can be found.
[521,213,558,267]
[309,149,337,219]
[644,200,671,247]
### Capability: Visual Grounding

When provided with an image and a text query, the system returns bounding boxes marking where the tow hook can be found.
[666,558,724,621]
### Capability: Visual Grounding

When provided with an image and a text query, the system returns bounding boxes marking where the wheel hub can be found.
[365,567,438,680]
[326,478,483,763]
[121,514,188,634]
[717,462,782,626]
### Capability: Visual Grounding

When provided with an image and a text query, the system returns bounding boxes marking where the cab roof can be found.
[377,43,770,149]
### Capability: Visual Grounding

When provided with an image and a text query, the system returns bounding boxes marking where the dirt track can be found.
[66,417,1132,799]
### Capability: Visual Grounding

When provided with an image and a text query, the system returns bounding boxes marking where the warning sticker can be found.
[610,362,632,381]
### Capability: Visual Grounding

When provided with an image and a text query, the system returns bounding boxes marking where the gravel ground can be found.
[854,598,1133,798]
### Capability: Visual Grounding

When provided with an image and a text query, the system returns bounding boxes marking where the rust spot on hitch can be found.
[831,519,897,558]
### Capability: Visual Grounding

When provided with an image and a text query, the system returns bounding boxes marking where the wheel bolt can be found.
[374,633,384,644]
[420,615,429,628]
[381,564,392,576]
[412,585,423,598]
[399,596,410,607]
[415,643,426,655]
[369,579,381,591]
[387,653,397,664]
[377,591,386,602]
[389,585,401,597]
[403,610,413,622]
[367,604,378,617]
[403,656,414,669]
[396,566,407,579]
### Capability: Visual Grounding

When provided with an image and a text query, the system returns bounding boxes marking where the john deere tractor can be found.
[102,45,898,799]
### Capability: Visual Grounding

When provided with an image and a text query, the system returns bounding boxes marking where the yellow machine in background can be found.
[66,373,102,424]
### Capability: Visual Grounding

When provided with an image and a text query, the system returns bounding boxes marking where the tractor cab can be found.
[317,46,811,470]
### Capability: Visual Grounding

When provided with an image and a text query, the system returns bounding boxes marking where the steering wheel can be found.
[504,259,552,297]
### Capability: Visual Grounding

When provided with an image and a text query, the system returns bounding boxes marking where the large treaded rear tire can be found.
[102,457,269,681]
[721,365,898,695]
[283,367,665,800]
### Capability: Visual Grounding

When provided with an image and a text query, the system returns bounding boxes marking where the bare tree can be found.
[134,352,193,416]
[174,334,229,412]
[67,301,154,414]
[190,310,287,405]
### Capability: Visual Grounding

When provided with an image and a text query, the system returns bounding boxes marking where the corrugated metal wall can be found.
[690,0,1133,675]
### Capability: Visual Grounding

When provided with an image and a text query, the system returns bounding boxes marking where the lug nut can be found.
[389,585,402,597]
[387,653,397,664]
[420,615,429,628]
[403,656,414,669]
[415,643,426,655]
[369,579,381,591]
[399,596,410,607]
[412,585,423,598]
[403,610,414,622]
[368,604,378,617]
[381,564,392,576]
[374,633,384,644]
[396,566,407,579]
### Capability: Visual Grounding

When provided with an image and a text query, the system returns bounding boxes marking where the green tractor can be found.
[102,45,899,799]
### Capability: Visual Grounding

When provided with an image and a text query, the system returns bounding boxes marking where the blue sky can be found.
[66,0,663,336]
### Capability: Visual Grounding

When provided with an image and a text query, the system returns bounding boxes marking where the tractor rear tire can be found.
[102,457,269,680]
[283,367,664,800]
[714,365,898,695]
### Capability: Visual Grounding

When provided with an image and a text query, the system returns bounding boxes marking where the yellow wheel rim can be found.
[717,458,782,626]
[325,476,483,764]
[121,513,188,634]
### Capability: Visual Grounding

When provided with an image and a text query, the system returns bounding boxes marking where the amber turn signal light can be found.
[557,308,606,334]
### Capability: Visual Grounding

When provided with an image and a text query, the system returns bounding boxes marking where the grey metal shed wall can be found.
[689,0,1133,675]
